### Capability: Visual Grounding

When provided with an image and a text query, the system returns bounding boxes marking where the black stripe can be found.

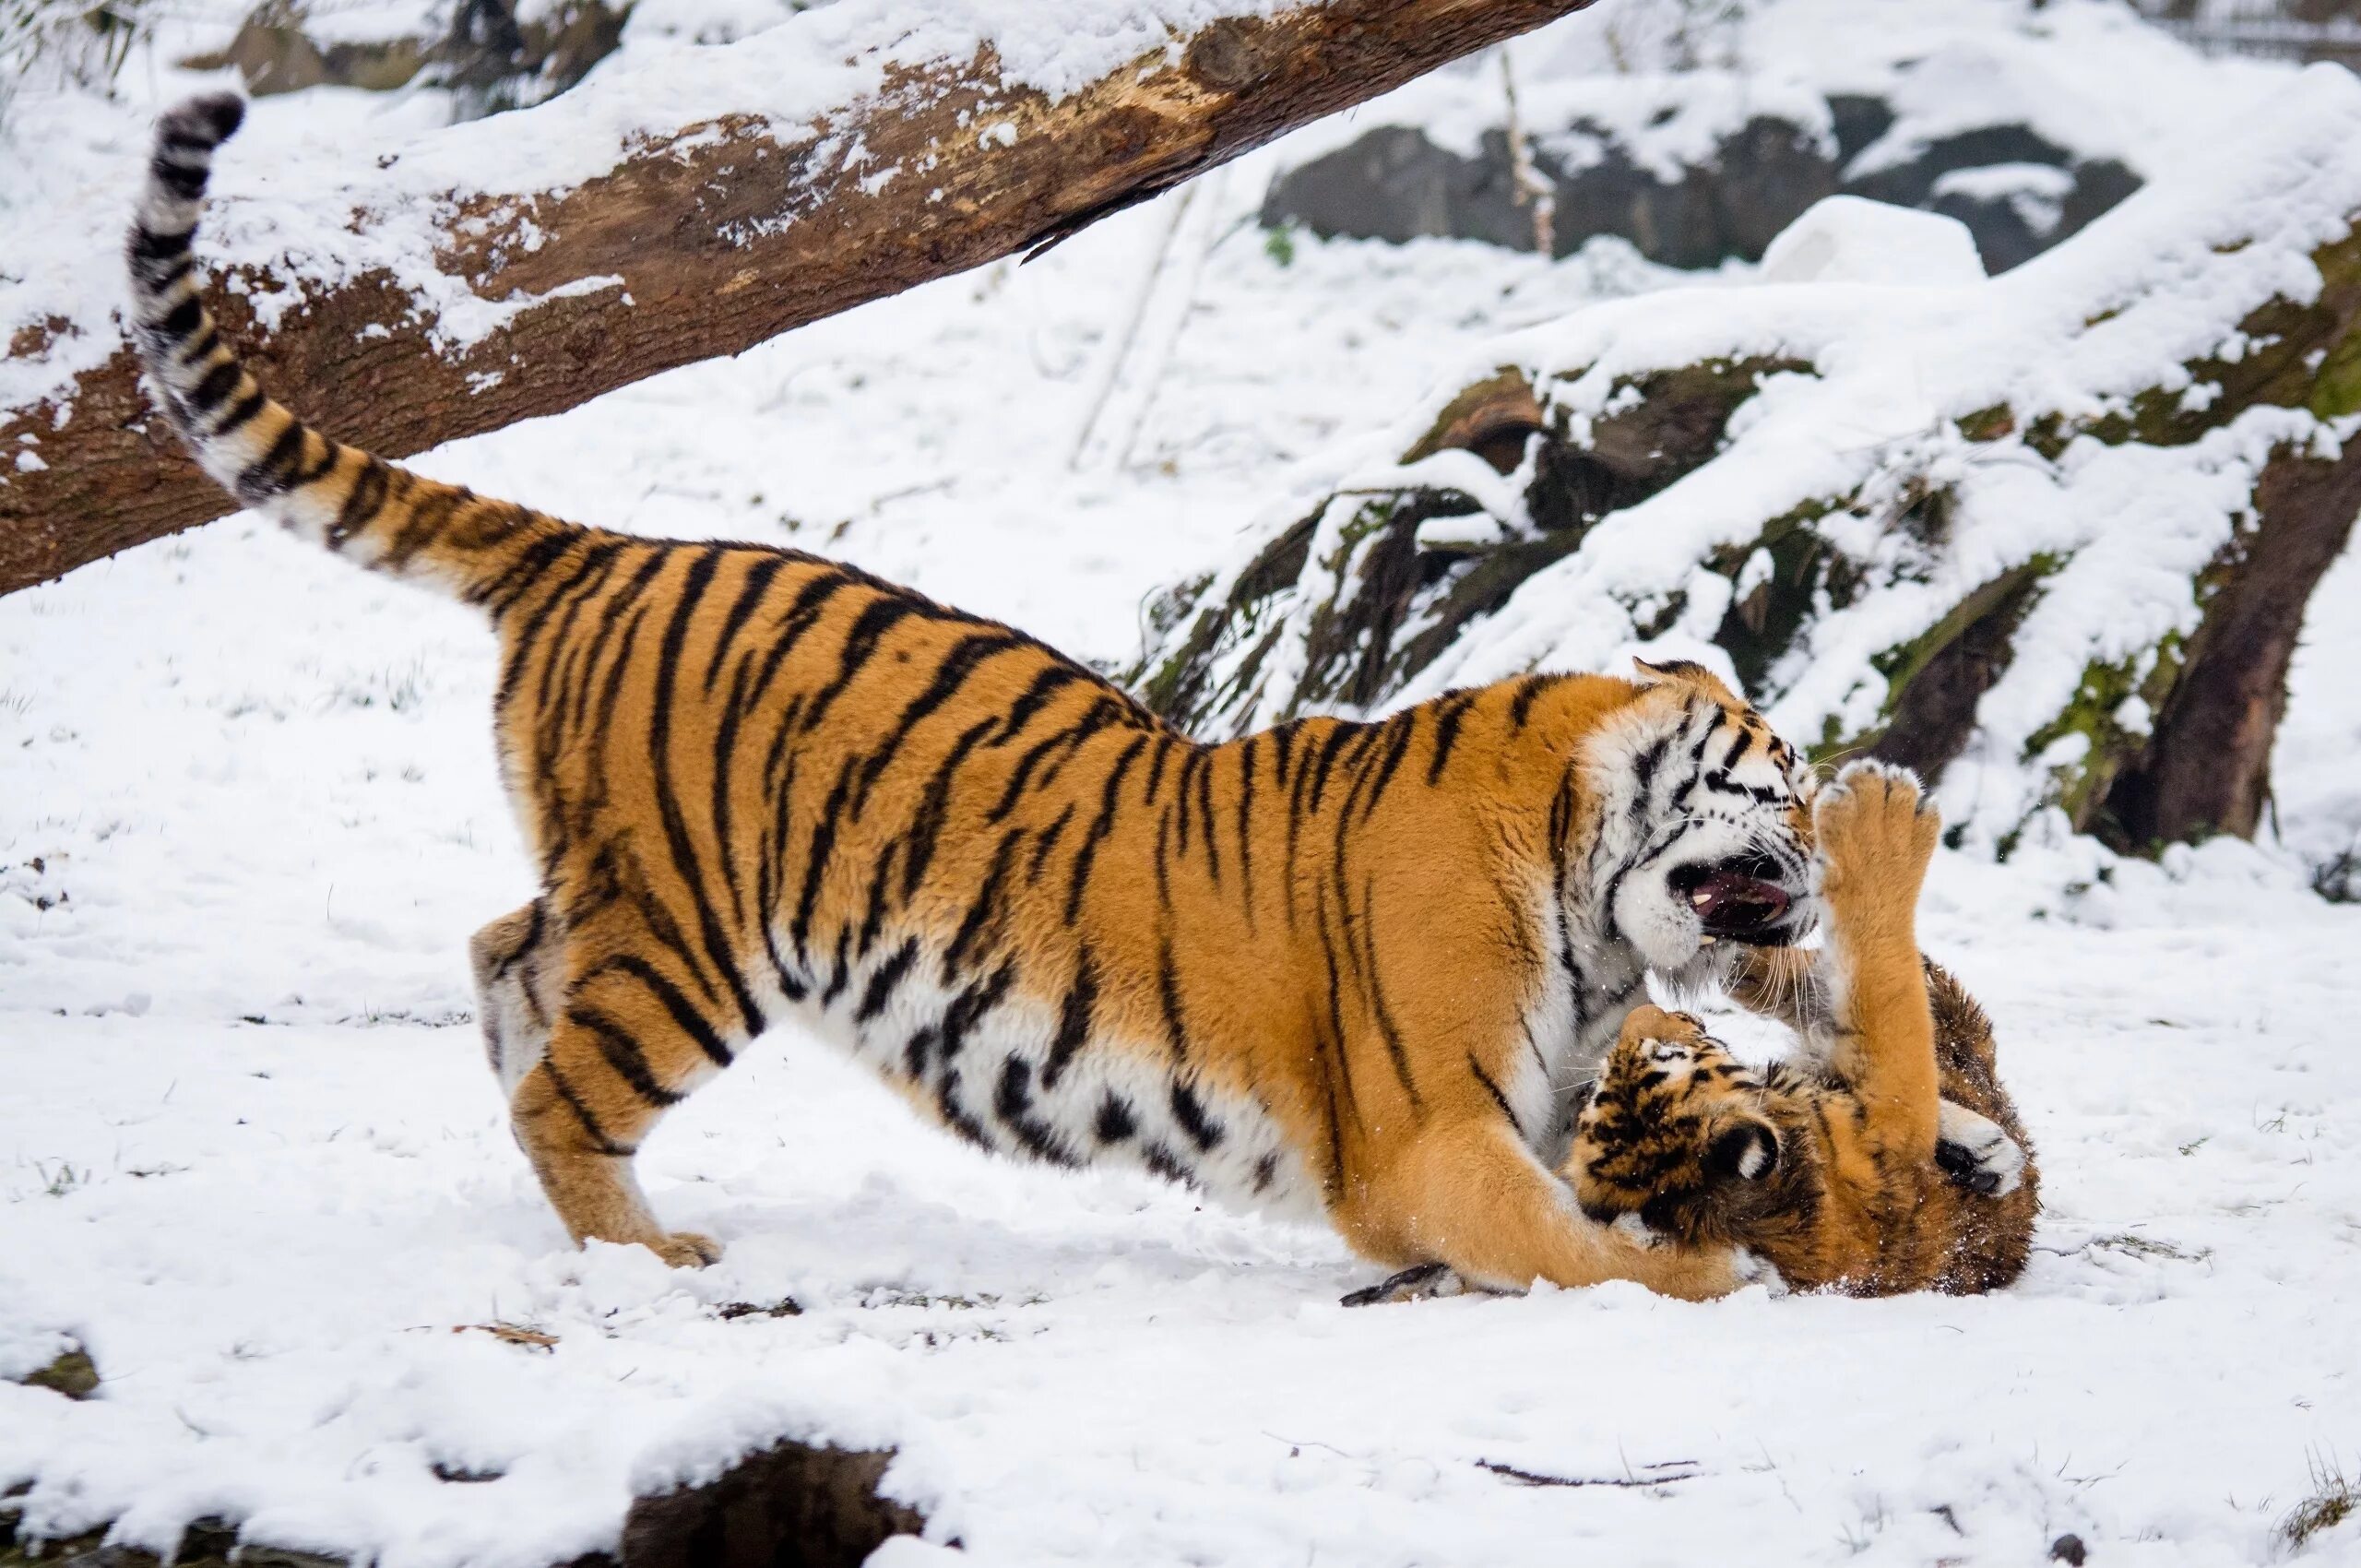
[186,358,237,412]
[175,324,219,366]
[149,155,207,198]
[1062,734,1149,924]
[1235,737,1257,910]
[1467,1052,1521,1138]
[1359,710,1419,821]
[233,416,307,501]
[854,632,1023,813]
[1509,674,1557,730]
[1025,802,1075,881]
[742,572,856,711]
[1351,876,1422,1110]
[471,528,576,612]
[702,554,786,693]
[898,716,1001,902]
[853,839,901,959]
[206,385,267,442]
[987,725,1086,824]
[1173,747,1202,856]
[1169,1079,1223,1152]
[488,901,547,980]
[1157,936,1190,1061]
[1094,1093,1137,1143]
[587,954,734,1068]
[1628,733,1671,817]
[567,1004,686,1106]
[755,750,809,1004]
[994,1058,1078,1166]
[327,457,392,553]
[1425,693,1474,785]
[535,1058,632,1157]
[791,756,860,962]
[994,664,1084,743]
[498,539,621,711]
[708,656,762,934]
[854,937,920,1025]
[1041,947,1097,1089]
[819,929,852,1007]
[155,296,204,347]
[1305,722,1360,814]
[129,224,193,262]
[1144,735,1176,805]
[943,826,1026,979]
[376,486,469,576]
[939,963,1017,1063]
[647,548,766,1038]
[801,596,926,734]
[1194,744,1221,887]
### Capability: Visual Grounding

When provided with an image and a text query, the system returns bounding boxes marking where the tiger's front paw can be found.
[647,1230,724,1268]
[1812,759,1940,921]
[1935,1100,2026,1196]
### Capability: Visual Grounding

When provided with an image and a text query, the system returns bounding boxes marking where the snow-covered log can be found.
[0,0,1604,597]
[1129,64,2361,854]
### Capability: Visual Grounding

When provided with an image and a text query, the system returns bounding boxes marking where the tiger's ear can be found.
[1706,1117,1781,1182]
[1632,658,1738,703]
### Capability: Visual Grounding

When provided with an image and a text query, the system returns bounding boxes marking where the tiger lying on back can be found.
[126,97,2016,1299]
[1569,762,2038,1294]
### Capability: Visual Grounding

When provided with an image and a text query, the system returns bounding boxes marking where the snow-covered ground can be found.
[8,4,2361,1564]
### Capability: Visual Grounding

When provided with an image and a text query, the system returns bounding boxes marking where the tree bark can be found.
[2100,437,2361,848]
[0,0,1600,598]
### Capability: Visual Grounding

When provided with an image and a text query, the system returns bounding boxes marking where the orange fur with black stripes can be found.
[128,96,1842,1296]
[1569,763,2039,1294]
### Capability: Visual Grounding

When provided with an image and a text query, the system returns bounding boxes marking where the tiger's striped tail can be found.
[126,94,575,605]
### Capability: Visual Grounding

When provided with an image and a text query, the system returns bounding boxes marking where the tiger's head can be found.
[1581,659,1818,977]
[1566,1004,1789,1243]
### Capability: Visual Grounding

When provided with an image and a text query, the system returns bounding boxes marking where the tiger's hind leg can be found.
[504,903,756,1268]
[470,900,565,1101]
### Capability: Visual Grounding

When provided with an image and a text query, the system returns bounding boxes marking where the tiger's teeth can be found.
[1699,935,1718,946]
[1690,890,1715,909]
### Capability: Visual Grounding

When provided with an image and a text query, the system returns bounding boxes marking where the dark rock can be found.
[621,1442,926,1568]
[1261,91,2141,276]
[1825,93,1896,167]
[2049,1533,2089,1565]
[1257,125,1523,248]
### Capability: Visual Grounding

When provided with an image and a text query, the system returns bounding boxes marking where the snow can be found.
[1757,195,1987,287]
[1152,54,2361,849]
[6,1,2361,1564]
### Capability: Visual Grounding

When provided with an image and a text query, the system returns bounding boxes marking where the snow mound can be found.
[1759,195,1986,287]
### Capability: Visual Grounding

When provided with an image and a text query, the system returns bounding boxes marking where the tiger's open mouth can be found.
[1668,858,1793,941]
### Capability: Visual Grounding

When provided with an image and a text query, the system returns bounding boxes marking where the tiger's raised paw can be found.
[1812,759,1940,916]
[1935,1100,2026,1197]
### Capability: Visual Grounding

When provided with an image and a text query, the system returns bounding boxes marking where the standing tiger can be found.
[125,97,2007,1300]
[1566,762,2037,1294]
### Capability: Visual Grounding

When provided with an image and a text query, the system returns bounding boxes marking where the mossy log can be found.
[1130,80,2361,854]
[1,1437,919,1568]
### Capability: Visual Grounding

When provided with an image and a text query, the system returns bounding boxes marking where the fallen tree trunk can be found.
[0,0,1600,597]
[1128,68,2361,856]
